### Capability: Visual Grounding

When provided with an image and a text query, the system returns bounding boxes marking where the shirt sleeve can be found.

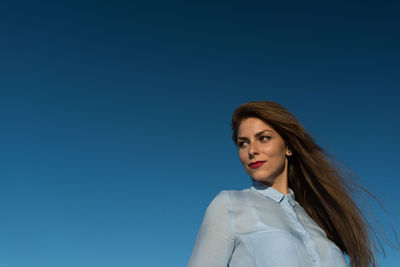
[187,191,236,267]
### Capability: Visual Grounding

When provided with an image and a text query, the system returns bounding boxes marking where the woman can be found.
[188,101,378,267]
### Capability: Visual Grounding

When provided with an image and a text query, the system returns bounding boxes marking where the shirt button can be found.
[312,256,319,262]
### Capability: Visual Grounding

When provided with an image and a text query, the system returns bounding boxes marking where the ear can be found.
[286,147,292,156]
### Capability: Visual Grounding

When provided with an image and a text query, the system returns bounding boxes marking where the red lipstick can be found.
[249,161,266,169]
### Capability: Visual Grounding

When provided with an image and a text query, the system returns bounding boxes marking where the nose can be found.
[248,142,259,159]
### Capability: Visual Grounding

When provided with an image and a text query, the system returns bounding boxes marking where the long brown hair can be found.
[231,100,378,267]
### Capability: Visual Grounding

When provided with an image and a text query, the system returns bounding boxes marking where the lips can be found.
[248,161,266,169]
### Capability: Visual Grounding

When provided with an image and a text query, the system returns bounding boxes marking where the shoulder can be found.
[199,191,236,229]
[205,190,238,211]
[201,188,256,232]
[207,188,252,213]
[207,190,230,210]
[209,189,246,204]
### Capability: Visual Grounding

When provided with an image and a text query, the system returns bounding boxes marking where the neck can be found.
[272,179,289,194]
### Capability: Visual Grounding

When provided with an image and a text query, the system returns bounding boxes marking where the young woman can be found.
[188,101,379,267]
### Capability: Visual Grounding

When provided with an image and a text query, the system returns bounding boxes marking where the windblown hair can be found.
[231,101,377,267]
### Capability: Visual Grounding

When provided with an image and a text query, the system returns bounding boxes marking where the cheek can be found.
[238,150,247,164]
[261,143,286,159]
[238,151,244,162]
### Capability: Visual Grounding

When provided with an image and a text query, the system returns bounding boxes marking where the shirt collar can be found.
[250,180,297,207]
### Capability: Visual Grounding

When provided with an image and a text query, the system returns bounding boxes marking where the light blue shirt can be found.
[188,181,347,267]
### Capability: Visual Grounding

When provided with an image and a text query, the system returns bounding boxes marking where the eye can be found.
[259,135,271,142]
[238,141,248,149]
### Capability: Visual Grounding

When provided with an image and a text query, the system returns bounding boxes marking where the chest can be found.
[228,194,347,267]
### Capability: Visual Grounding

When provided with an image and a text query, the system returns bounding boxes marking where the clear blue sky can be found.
[1,1,399,266]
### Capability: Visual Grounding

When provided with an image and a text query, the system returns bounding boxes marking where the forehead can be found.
[238,117,275,135]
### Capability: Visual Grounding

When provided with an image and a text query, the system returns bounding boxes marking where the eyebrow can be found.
[237,129,273,141]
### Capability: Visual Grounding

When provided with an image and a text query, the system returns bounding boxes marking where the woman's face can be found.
[237,117,291,190]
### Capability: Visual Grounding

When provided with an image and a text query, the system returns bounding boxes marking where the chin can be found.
[251,175,274,184]
[248,170,269,179]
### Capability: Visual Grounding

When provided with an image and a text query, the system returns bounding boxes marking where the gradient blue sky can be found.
[1,1,399,266]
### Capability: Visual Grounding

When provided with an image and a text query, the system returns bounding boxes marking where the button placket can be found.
[281,196,321,267]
